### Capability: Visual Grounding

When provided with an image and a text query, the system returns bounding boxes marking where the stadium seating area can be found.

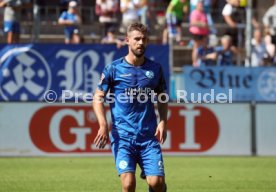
[0,0,274,69]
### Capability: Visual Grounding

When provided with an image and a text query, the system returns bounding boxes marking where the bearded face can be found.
[126,30,148,58]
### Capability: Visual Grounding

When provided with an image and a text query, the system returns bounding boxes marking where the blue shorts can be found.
[64,28,79,40]
[4,21,20,33]
[111,136,165,177]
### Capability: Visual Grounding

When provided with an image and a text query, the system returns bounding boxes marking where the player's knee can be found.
[121,173,136,192]
[122,181,135,191]
[147,176,165,192]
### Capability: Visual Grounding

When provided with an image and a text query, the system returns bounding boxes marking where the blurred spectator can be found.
[222,0,245,47]
[264,32,276,66]
[189,34,235,66]
[162,0,189,44]
[190,0,217,35]
[60,0,79,13]
[212,0,226,23]
[120,0,140,33]
[0,0,30,44]
[58,1,81,44]
[262,0,276,50]
[189,0,209,66]
[101,27,125,48]
[248,29,269,67]
[133,0,148,26]
[222,0,259,47]
[194,36,216,66]
[60,0,79,6]
[95,0,119,37]
[190,0,218,46]
[251,0,260,29]
[215,35,236,66]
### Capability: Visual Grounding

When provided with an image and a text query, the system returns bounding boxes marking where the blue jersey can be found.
[59,11,79,34]
[97,57,167,141]
[215,46,234,66]
[197,46,216,66]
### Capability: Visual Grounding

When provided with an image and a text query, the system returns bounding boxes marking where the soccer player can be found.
[93,22,168,192]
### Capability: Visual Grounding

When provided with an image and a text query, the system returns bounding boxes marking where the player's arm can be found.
[154,67,168,144]
[93,64,112,149]
[155,93,168,144]
[93,89,109,149]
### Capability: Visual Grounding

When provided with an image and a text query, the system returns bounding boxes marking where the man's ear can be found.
[125,36,129,45]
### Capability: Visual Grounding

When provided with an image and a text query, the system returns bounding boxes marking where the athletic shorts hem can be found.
[118,169,135,176]
[143,172,165,177]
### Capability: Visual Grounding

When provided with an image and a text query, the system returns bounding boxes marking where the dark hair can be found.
[127,22,148,36]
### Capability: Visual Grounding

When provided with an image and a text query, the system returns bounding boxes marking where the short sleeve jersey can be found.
[166,0,189,20]
[97,57,167,140]
[59,11,78,33]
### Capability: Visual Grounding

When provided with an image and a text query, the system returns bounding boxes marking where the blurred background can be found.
[0,0,276,157]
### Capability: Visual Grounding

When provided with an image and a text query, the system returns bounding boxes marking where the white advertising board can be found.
[0,103,251,156]
[256,104,276,156]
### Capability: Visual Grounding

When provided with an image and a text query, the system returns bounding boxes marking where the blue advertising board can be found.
[0,44,169,101]
[184,66,276,102]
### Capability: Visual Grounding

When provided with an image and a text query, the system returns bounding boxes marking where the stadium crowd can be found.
[0,0,276,66]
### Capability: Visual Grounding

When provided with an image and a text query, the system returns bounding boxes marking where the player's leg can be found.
[138,138,167,192]
[147,176,166,192]
[120,172,136,192]
[111,138,138,192]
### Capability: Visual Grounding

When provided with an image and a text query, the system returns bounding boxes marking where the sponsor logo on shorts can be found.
[158,160,164,170]
[119,160,128,170]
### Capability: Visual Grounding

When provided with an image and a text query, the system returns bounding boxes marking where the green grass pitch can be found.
[1,157,276,192]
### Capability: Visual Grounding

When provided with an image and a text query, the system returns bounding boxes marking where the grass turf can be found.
[0,157,276,192]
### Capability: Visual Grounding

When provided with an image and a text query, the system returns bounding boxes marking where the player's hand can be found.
[155,121,167,144]
[94,126,109,149]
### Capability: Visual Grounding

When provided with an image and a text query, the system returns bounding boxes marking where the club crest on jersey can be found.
[145,70,154,79]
